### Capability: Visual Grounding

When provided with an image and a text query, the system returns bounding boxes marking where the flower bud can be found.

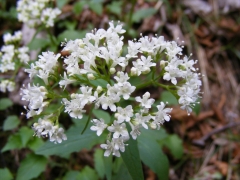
[87,73,95,80]
[110,68,116,74]
[71,93,76,99]
[150,122,157,129]
[130,67,137,76]
[96,86,103,93]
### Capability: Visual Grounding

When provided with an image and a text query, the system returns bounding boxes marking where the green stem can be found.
[136,80,153,90]
[81,105,94,134]
[126,0,136,32]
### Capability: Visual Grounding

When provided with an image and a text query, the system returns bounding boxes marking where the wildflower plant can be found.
[21,21,202,159]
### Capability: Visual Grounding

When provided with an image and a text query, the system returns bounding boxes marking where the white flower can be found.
[107,121,129,138]
[135,92,155,109]
[62,97,86,119]
[0,80,15,92]
[134,113,151,129]
[114,71,130,86]
[50,127,67,144]
[41,8,61,27]
[129,122,141,140]
[90,118,107,136]
[115,82,136,100]
[153,102,172,126]
[21,84,48,118]
[100,140,120,157]
[78,86,96,106]
[115,105,133,123]
[17,46,30,63]
[59,72,76,89]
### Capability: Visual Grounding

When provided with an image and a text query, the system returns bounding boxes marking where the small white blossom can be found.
[135,92,155,109]
[107,121,129,138]
[90,118,107,136]
[115,105,133,123]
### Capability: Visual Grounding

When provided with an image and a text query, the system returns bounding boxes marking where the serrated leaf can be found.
[132,8,157,23]
[19,127,34,147]
[0,168,13,180]
[161,91,178,105]
[16,154,47,180]
[3,115,20,131]
[28,38,50,50]
[94,149,105,179]
[36,119,105,158]
[57,30,86,43]
[160,134,183,159]
[138,131,169,180]
[0,98,13,110]
[2,134,22,152]
[92,109,111,124]
[121,136,144,180]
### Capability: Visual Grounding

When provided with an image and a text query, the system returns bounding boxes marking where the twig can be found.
[192,121,240,146]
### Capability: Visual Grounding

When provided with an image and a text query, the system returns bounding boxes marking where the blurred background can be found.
[0,0,240,179]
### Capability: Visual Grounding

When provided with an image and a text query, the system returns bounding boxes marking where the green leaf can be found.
[112,157,131,180]
[16,154,47,180]
[107,1,122,16]
[27,138,44,151]
[192,100,201,115]
[92,109,111,124]
[94,149,105,179]
[132,8,157,23]
[57,30,86,43]
[2,134,22,152]
[3,115,20,131]
[57,0,69,9]
[76,166,98,180]
[36,119,105,158]
[89,0,103,15]
[28,38,50,50]
[121,137,144,180]
[89,78,108,87]
[160,91,178,105]
[73,1,85,15]
[159,134,183,159]
[63,170,80,180]
[19,127,34,147]
[0,98,13,110]
[103,154,112,180]
[0,168,13,180]
[138,131,169,180]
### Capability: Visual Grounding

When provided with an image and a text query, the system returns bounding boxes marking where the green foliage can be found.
[161,91,178,105]
[57,0,69,9]
[121,136,144,180]
[16,154,47,180]
[0,98,13,110]
[28,38,50,50]
[0,168,13,180]
[138,130,169,180]
[3,115,20,131]
[77,166,98,180]
[2,134,22,152]
[73,1,85,15]
[159,134,183,159]
[107,1,123,16]
[92,109,111,124]
[88,0,104,15]
[112,157,131,180]
[94,149,105,179]
[57,30,86,43]
[132,8,157,23]
[35,119,105,158]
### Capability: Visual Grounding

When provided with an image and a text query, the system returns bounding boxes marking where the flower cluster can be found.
[0,31,30,92]
[17,0,61,28]
[0,80,15,93]
[22,22,202,156]
[32,114,67,144]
